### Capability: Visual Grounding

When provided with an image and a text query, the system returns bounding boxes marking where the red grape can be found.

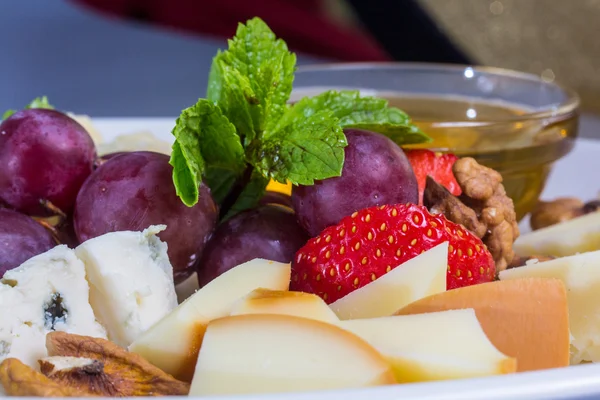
[196,204,309,288]
[292,129,418,236]
[0,209,57,277]
[0,109,96,215]
[74,151,218,283]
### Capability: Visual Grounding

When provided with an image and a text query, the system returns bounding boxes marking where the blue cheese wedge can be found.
[75,225,178,347]
[0,246,106,369]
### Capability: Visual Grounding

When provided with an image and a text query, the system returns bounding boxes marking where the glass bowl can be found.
[291,63,580,221]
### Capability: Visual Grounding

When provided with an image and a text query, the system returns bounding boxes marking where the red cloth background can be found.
[71,0,392,61]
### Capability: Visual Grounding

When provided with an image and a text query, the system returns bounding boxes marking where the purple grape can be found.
[196,204,309,288]
[0,109,96,216]
[74,151,218,283]
[259,191,293,209]
[292,129,418,237]
[0,209,57,277]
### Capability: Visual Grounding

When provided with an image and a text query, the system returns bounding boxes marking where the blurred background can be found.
[2,0,599,136]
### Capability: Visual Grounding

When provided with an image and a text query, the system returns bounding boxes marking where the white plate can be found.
[92,118,600,400]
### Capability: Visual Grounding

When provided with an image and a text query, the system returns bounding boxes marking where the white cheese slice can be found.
[0,245,106,369]
[75,225,177,347]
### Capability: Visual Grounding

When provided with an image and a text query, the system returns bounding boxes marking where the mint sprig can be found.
[170,17,431,221]
[3,96,54,120]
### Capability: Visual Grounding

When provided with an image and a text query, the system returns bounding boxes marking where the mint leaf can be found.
[209,60,258,144]
[170,141,202,206]
[2,96,55,121]
[222,173,269,221]
[250,108,347,185]
[207,17,296,143]
[170,99,244,206]
[291,90,431,145]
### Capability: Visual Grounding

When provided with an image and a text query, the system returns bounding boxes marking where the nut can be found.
[424,176,487,238]
[0,358,92,397]
[530,198,600,230]
[45,332,189,396]
[425,157,520,272]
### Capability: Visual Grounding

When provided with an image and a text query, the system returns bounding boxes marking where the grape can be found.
[74,151,218,283]
[292,129,418,236]
[0,109,97,215]
[196,204,309,288]
[259,191,293,209]
[0,209,57,277]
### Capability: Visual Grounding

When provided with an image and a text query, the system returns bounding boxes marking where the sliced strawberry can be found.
[405,149,461,205]
[290,204,494,304]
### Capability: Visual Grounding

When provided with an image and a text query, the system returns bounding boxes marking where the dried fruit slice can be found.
[0,358,91,397]
[45,332,189,396]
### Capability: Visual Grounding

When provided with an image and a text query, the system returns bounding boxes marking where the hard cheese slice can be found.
[514,211,600,257]
[0,246,106,368]
[499,252,600,364]
[338,309,516,383]
[395,278,570,372]
[330,242,447,320]
[189,314,396,396]
[129,258,291,381]
[230,288,339,323]
[75,225,178,347]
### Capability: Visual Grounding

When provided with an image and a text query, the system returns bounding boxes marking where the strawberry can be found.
[405,149,461,205]
[290,204,494,304]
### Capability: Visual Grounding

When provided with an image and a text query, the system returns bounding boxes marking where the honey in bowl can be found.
[386,93,578,221]
[291,86,578,221]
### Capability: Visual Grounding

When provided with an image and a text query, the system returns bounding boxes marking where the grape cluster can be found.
[0,109,217,283]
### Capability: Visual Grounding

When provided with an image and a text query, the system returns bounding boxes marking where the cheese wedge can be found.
[514,211,600,257]
[395,278,570,372]
[330,242,447,320]
[499,252,600,364]
[189,314,396,396]
[128,259,291,381]
[0,246,106,368]
[230,288,339,323]
[338,309,516,383]
[75,225,178,347]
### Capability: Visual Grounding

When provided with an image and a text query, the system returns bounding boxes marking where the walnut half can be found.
[424,157,520,272]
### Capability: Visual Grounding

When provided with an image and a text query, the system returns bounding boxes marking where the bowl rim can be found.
[295,62,581,123]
